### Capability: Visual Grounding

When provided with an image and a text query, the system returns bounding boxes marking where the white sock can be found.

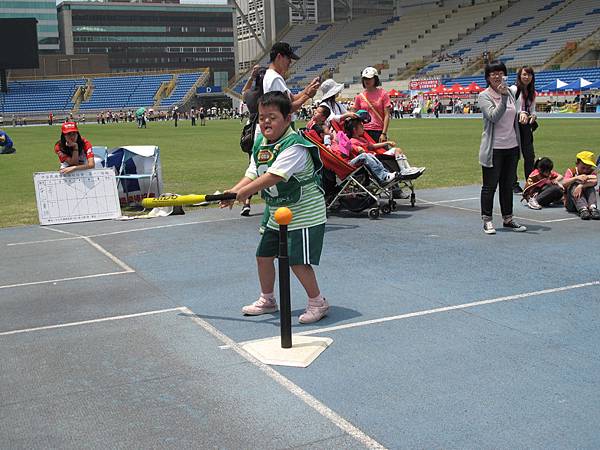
[261,292,275,301]
[308,294,324,306]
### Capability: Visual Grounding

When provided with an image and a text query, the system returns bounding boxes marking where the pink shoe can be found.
[299,298,329,324]
[242,296,278,315]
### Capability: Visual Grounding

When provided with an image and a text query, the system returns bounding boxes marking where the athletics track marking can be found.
[0,306,385,449]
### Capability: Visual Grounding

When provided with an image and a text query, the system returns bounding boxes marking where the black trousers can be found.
[481,147,520,220]
[536,184,563,206]
[515,123,535,186]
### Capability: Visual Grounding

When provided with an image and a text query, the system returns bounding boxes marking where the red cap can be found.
[61,121,79,134]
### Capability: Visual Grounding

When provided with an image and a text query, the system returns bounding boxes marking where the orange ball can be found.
[274,207,293,225]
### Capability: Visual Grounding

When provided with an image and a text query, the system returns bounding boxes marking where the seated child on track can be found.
[522,157,563,209]
[561,151,599,220]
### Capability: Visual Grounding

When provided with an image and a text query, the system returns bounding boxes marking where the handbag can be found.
[531,120,539,132]
[240,113,258,154]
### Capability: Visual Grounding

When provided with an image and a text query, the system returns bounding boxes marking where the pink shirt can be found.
[486,88,518,149]
[353,88,391,132]
[563,167,577,182]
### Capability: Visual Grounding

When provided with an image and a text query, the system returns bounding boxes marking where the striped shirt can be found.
[246,138,326,231]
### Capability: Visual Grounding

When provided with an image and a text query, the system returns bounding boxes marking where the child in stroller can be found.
[344,112,425,180]
[311,122,401,187]
[303,109,412,218]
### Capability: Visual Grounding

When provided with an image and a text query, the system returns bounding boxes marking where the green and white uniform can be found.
[245,126,326,265]
[245,127,326,231]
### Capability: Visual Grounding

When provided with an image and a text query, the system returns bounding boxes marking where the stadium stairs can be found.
[396,0,510,81]
[545,28,600,70]
[228,22,335,97]
[493,0,598,70]
[419,0,576,77]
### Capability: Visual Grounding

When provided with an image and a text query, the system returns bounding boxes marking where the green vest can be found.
[252,127,323,206]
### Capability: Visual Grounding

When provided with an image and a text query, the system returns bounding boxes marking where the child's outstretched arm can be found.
[236,173,284,203]
[220,176,254,209]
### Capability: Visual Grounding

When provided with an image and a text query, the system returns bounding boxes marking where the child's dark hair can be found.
[317,104,331,117]
[484,60,507,86]
[258,91,292,117]
[533,157,553,174]
[55,132,85,156]
[343,117,361,137]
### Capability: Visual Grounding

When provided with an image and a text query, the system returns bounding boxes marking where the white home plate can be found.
[241,335,333,368]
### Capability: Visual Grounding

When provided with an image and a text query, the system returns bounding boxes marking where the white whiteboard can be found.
[34,169,121,225]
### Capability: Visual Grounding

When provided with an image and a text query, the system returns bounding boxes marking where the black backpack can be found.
[239,68,266,154]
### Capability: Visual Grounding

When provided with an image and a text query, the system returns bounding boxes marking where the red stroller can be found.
[329,119,423,207]
[302,128,400,219]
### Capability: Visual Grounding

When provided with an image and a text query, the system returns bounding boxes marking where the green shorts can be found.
[256,224,325,266]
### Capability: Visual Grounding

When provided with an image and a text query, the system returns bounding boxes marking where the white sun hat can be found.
[319,78,345,101]
[361,67,379,78]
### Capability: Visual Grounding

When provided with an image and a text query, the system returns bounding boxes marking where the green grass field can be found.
[1,118,598,228]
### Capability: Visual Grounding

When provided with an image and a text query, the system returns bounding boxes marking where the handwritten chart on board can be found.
[34,169,121,225]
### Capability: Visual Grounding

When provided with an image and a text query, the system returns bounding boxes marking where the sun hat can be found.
[61,121,78,134]
[355,109,371,123]
[576,150,596,168]
[361,67,379,79]
[319,79,344,101]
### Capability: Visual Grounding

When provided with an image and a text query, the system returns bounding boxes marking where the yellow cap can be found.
[576,151,596,168]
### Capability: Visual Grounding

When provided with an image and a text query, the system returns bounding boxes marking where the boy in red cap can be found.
[54,122,95,174]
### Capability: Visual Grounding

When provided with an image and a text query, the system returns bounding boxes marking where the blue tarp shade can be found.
[538,79,567,92]
[580,79,600,91]
[557,78,592,91]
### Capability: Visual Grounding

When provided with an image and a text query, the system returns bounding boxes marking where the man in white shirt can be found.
[263,42,320,113]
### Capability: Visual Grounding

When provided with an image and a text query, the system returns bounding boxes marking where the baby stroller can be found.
[329,116,424,207]
[302,128,401,219]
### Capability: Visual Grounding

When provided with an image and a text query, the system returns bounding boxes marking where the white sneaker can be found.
[299,298,330,324]
[483,221,496,234]
[242,296,278,315]
[527,196,541,210]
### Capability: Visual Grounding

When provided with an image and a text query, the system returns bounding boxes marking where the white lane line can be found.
[0,270,132,290]
[423,196,479,204]
[46,226,135,273]
[7,217,245,247]
[181,307,385,449]
[417,198,576,224]
[6,236,84,246]
[224,280,600,348]
[81,236,135,272]
[297,280,600,337]
[0,307,184,336]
